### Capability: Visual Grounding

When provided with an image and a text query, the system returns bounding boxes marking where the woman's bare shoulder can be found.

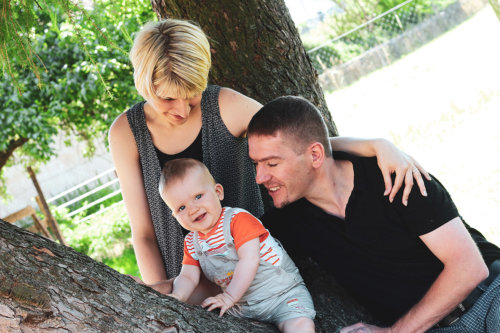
[218,87,262,137]
[108,112,137,154]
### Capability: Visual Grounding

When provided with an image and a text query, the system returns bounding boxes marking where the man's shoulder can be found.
[332,150,379,170]
[333,150,384,190]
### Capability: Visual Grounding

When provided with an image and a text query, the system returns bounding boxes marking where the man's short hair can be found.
[158,158,214,198]
[247,96,332,156]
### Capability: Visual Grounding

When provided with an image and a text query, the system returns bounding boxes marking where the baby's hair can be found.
[158,158,214,197]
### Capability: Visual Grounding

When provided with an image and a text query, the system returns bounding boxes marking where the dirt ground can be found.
[326,5,500,245]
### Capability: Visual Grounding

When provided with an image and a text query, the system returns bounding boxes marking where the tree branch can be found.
[0,137,28,172]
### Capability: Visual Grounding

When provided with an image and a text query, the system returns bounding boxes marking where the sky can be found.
[285,0,336,24]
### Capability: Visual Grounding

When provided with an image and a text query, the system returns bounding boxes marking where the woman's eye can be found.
[195,194,202,200]
[178,206,185,212]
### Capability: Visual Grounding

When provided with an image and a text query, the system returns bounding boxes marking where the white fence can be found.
[47,167,123,224]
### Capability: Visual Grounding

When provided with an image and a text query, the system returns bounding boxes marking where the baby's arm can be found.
[169,264,201,302]
[201,238,260,316]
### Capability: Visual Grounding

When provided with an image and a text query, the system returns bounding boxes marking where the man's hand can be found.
[340,322,392,333]
[201,292,236,317]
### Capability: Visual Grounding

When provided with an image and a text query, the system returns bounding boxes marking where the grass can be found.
[57,201,140,277]
[326,5,500,245]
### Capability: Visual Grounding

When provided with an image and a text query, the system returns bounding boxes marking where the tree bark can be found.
[0,219,277,332]
[149,0,338,135]
[0,138,28,171]
[0,219,373,332]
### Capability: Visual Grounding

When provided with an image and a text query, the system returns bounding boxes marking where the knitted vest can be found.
[126,85,263,278]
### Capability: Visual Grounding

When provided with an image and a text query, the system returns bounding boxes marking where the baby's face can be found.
[163,167,224,235]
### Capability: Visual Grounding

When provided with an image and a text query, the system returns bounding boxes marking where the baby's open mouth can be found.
[194,212,206,222]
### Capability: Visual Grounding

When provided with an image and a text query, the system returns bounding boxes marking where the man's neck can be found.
[305,157,354,218]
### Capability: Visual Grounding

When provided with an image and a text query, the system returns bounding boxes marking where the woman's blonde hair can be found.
[130,19,211,101]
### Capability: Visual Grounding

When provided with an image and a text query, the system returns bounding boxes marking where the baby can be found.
[158,158,316,332]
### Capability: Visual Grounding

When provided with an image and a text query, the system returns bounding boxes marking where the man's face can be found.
[248,132,312,208]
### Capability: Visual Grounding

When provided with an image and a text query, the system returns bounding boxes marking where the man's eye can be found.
[178,206,185,212]
[267,163,277,167]
[195,194,202,200]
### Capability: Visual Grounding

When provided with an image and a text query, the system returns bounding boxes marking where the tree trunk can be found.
[149,0,338,135]
[0,219,373,331]
[0,219,276,332]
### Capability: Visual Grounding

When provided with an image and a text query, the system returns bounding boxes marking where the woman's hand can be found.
[201,292,236,317]
[374,139,431,205]
[148,279,174,295]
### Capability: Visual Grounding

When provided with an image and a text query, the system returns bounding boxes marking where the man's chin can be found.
[273,199,290,209]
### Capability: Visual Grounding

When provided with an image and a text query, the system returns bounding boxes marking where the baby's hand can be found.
[201,292,235,317]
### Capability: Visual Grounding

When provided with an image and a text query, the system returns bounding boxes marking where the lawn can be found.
[326,6,500,245]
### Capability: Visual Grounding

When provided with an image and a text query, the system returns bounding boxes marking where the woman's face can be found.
[149,93,202,126]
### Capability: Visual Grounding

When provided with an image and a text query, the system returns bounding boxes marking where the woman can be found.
[109,19,428,286]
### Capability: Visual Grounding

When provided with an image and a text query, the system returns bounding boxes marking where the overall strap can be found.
[192,232,202,258]
[221,207,236,248]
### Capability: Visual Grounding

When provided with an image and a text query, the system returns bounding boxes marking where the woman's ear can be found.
[215,183,224,201]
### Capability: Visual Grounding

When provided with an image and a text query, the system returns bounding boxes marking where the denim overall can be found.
[193,207,315,323]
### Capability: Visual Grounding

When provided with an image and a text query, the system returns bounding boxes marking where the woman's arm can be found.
[217,88,429,205]
[108,113,167,284]
[331,137,431,205]
[218,87,262,138]
[201,238,260,316]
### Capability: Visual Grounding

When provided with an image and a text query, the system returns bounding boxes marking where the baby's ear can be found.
[215,183,224,200]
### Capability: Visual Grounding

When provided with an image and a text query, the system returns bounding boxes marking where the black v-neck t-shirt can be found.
[261,151,500,325]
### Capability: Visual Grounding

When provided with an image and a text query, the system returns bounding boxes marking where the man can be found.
[247,96,500,332]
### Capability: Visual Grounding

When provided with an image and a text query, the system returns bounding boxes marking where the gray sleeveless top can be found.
[126,85,264,278]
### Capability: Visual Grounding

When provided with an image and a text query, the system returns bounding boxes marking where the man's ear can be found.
[309,142,325,168]
[215,183,224,201]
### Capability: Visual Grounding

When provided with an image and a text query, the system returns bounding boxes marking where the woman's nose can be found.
[173,99,190,117]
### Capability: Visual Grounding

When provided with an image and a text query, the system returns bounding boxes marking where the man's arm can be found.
[341,217,489,333]
[201,238,260,316]
[391,216,488,332]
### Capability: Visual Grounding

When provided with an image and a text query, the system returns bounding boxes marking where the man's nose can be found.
[255,165,270,184]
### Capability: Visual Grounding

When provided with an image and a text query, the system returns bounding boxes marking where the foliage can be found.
[302,0,456,70]
[56,201,139,276]
[0,0,155,197]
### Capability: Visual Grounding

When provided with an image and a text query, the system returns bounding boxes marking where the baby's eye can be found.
[195,194,202,200]
[178,205,185,212]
